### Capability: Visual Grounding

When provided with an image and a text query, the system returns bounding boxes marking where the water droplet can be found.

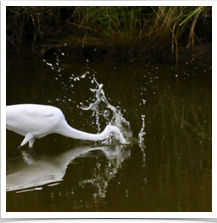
[74,76,80,81]
[142,99,146,105]
[103,110,110,119]
[46,62,53,66]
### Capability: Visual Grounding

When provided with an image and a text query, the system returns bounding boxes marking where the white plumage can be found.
[6,104,128,149]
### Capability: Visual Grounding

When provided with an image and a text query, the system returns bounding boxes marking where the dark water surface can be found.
[6,53,212,212]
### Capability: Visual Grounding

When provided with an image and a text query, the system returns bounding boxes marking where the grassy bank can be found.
[6,6,212,62]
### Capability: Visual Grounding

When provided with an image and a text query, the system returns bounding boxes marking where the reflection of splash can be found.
[81,78,132,142]
[6,145,130,194]
[79,146,131,198]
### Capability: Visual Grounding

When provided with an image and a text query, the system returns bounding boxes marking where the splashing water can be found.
[43,56,132,144]
[80,78,132,143]
[138,115,146,165]
[138,115,146,146]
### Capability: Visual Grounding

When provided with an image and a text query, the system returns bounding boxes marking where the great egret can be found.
[6,104,128,149]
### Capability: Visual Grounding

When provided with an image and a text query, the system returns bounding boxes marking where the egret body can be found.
[6,104,128,149]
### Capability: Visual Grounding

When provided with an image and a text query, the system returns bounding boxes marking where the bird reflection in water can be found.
[6,145,131,197]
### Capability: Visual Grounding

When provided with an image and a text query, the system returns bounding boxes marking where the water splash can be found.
[42,56,132,144]
[138,115,146,166]
[138,115,146,147]
[80,78,132,143]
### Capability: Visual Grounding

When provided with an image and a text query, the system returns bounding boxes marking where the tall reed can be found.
[6,6,212,61]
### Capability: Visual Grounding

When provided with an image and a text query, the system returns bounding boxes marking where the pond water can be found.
[6,52,212,212]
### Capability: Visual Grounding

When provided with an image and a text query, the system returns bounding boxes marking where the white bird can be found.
[6,104,128,149]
